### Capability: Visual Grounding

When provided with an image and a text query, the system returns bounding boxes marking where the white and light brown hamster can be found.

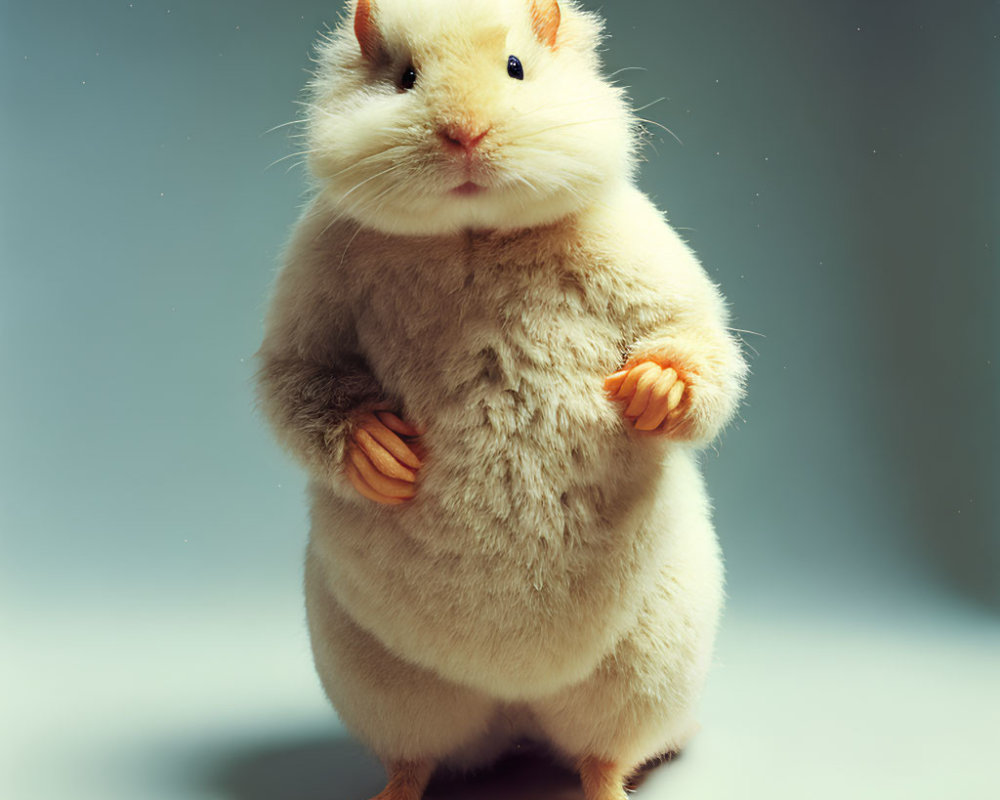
[256,1,747,798]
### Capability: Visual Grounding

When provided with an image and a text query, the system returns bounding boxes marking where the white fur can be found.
[257,0,746,779]
[305,0,634,235]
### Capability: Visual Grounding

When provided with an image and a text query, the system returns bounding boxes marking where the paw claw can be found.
[624,365,662,418]
[348,444,416,500]
[355,428,417,482]
[666,379,686,412]
[614,361,659,401]
[345,461,407,505]
[603,369,630,393]
[376,410,422,438]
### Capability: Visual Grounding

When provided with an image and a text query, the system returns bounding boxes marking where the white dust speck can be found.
[81,80,86,85]
[160,192,165,197]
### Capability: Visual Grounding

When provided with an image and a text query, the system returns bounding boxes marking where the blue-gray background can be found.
[2,2,997,799]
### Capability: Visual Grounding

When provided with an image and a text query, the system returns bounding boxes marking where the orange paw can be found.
[578,756,628,800]
[368,760,434,800]
[344,409,424,505]
[603,359,693,437]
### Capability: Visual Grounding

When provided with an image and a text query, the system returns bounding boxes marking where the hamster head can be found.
[305,0,637,236]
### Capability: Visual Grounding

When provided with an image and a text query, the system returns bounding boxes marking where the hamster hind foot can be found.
[369,760,434,800]
[578,757,628,800]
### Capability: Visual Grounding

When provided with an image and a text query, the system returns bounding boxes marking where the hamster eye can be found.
[399,65,417,91]
[507,55,524,81]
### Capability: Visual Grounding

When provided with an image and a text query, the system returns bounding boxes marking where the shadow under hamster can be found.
[204,732,675,800]
[203,733,584,800]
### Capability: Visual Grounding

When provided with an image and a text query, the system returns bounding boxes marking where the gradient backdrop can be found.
[2,1,997,799]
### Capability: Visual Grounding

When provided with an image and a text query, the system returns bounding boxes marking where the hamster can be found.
[255,1,747,798]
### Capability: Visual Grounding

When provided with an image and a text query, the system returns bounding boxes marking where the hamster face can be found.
[306,0,637,236]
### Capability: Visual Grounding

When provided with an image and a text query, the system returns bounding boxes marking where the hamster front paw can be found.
[603,360,693,438]
[344,409,424,505]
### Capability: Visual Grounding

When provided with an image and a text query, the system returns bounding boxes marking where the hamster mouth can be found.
[451,181,485,196]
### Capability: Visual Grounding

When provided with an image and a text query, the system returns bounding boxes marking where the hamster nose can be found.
[438,125,490,152]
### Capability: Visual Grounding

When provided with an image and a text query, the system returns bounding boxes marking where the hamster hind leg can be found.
[530,525,724,800]
[305,556,499,799]
[369,762,433,800]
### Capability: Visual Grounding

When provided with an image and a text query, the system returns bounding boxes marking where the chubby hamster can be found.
[255,1,747,797]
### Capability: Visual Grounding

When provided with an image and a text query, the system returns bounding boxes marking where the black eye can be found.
[400,65,417,90]
[507,55,524,80]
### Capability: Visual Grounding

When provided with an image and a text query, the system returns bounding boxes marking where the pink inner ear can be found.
[354,0,380,60]
[531,0,561,49]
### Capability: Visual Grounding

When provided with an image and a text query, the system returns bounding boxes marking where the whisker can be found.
[633,97,666,114]
[608,66,648,79]
[311,143,413,182]
[338,161,410,205]
[337,223,366,270]
[266,149,319,171]
[505,171,542,196]
[312,159,419,243]
[516,116,624,139]
[632,116,683,146]
[260,118,308,137]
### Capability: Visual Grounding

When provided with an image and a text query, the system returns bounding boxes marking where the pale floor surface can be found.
[4,591,998,800]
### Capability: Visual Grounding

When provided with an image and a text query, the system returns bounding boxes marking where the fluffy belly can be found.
[309,381,670,699]
[328,286,671,695]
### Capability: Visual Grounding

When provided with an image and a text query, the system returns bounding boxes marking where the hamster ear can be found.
[530,0,561,49]
[354,0,381,61]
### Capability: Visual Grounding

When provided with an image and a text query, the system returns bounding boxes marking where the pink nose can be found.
[438,125,489,151]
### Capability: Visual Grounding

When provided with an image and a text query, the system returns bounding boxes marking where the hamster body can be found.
[257,1,745,797]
